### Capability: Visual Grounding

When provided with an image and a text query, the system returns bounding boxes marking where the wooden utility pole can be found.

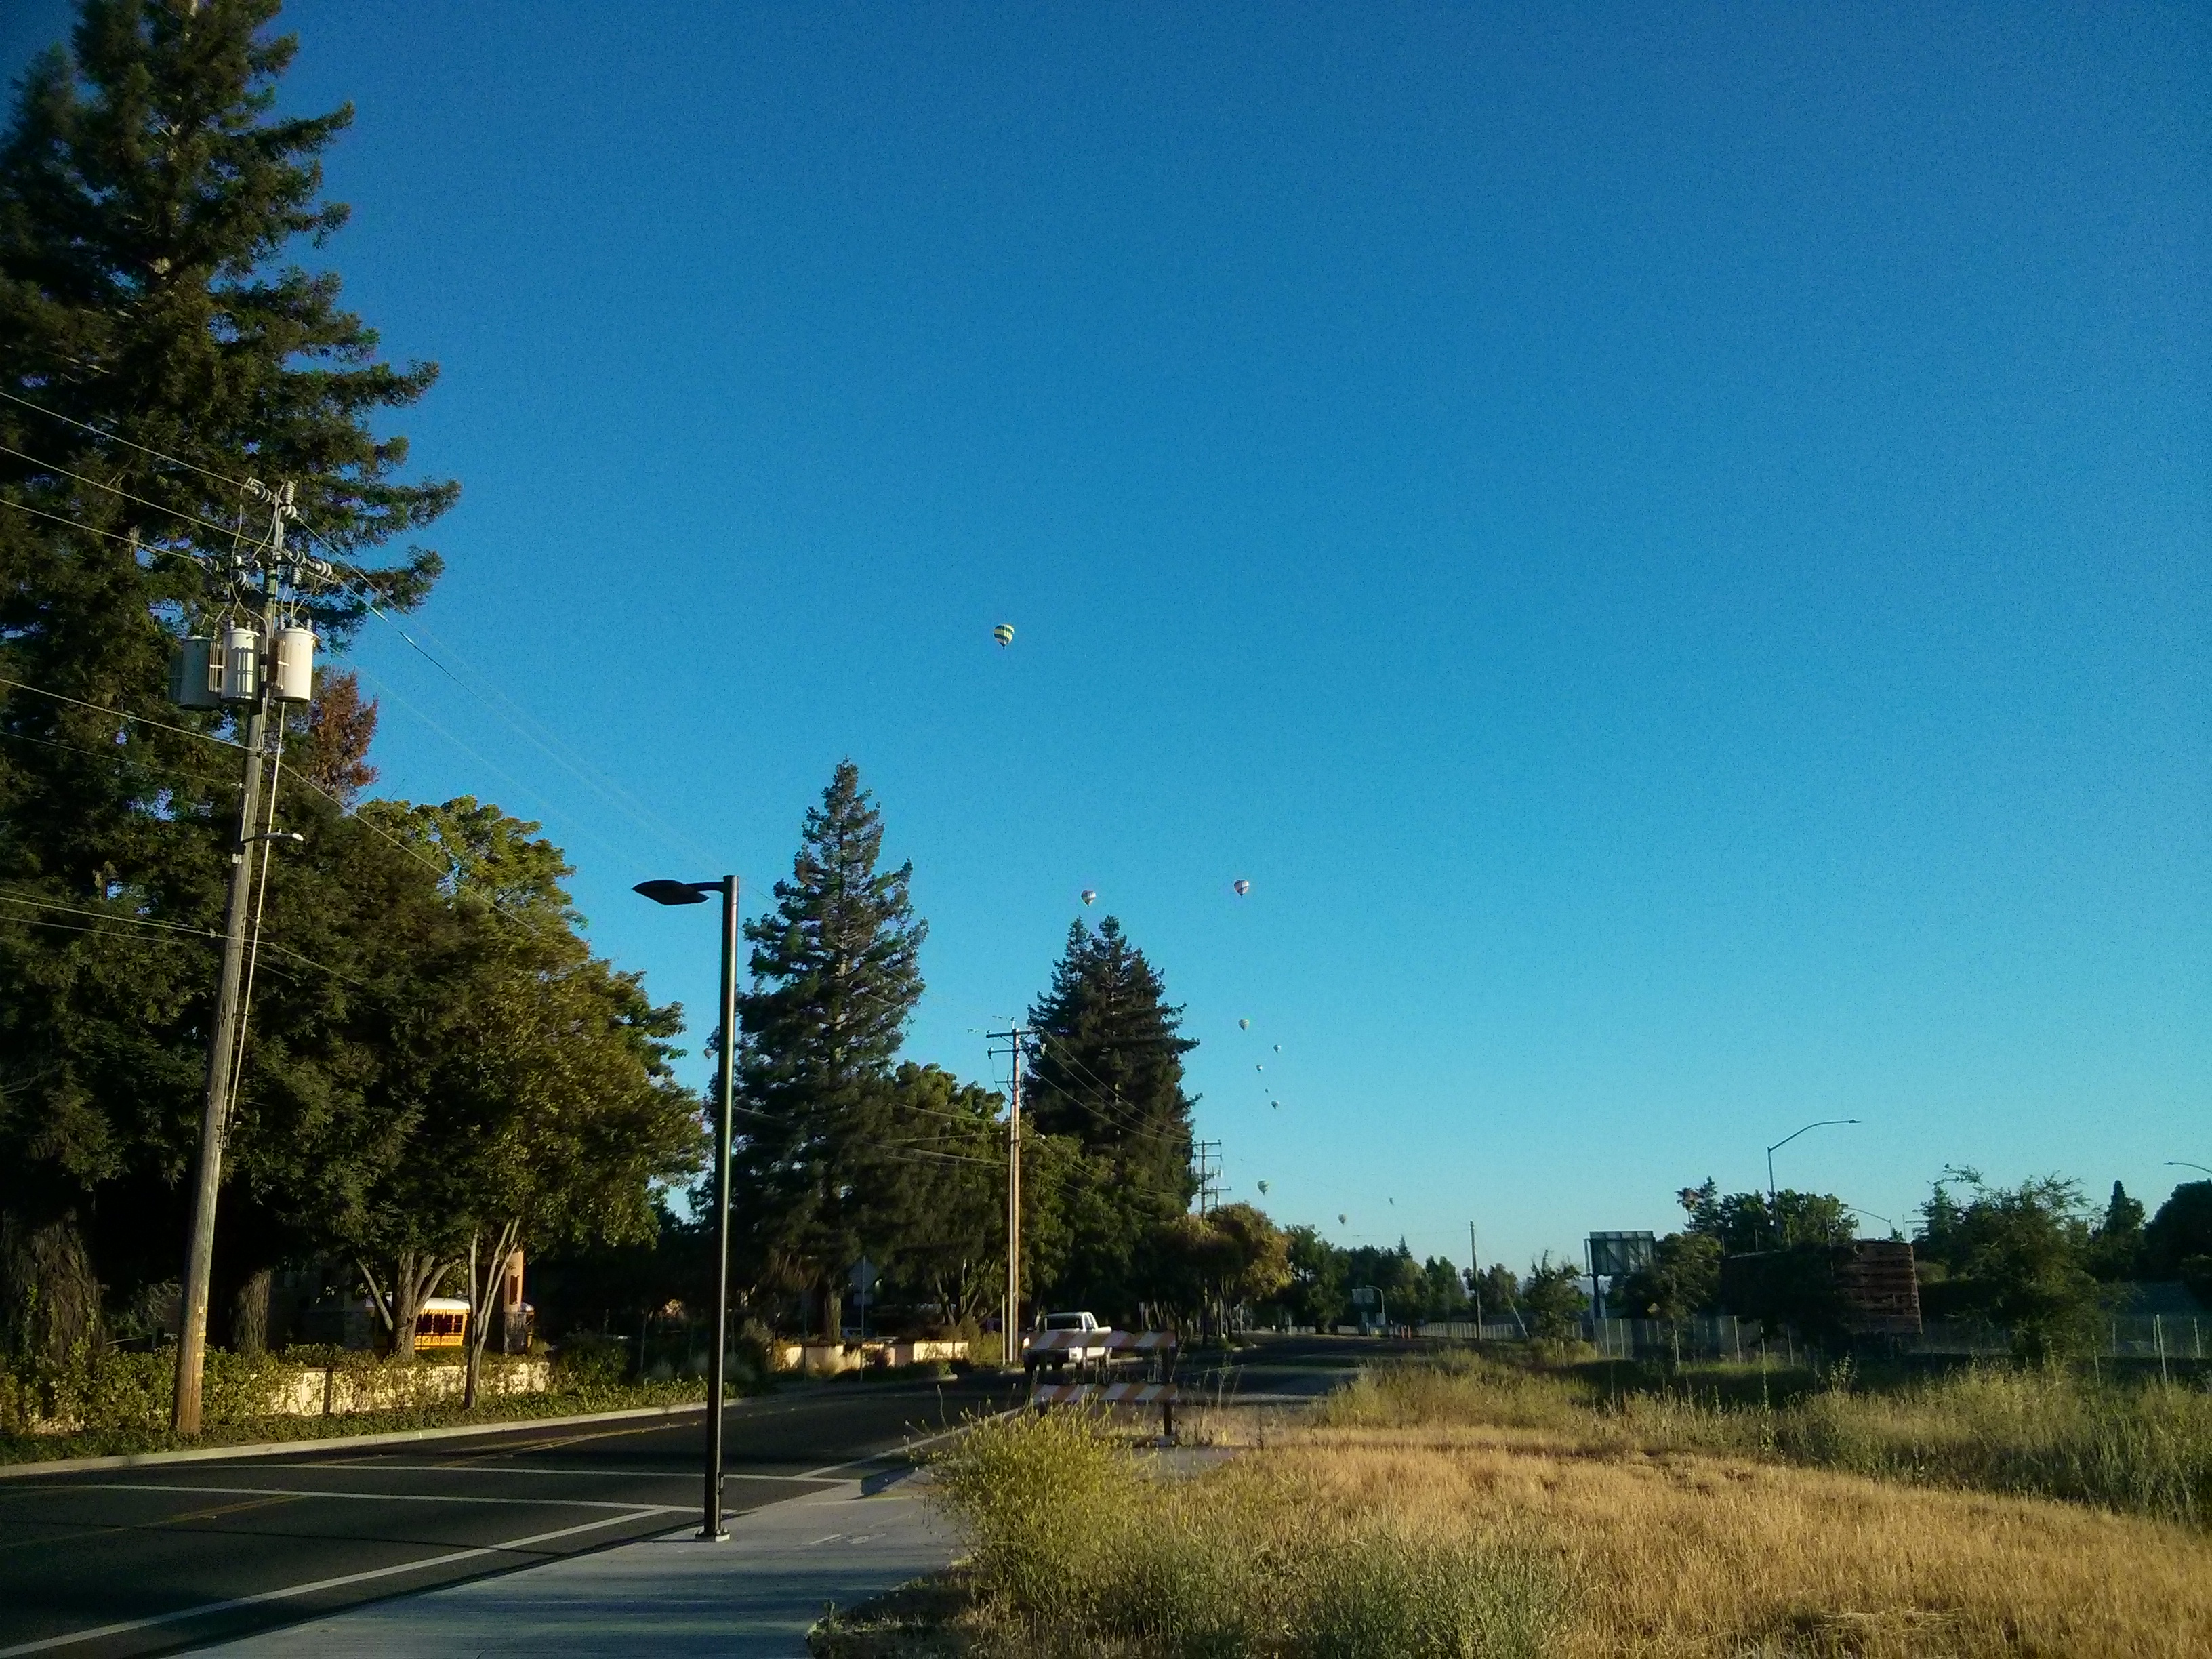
[989,1027,1029,1366]
[1469,1221,1481,1334]
[175,484,302,1434]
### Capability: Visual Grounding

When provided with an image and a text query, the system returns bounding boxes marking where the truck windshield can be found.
[1045,1315,1086,1330]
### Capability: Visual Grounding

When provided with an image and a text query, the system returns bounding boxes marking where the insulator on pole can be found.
[220,625,260,703]
[271,626,316,703]
[169,637,222,710]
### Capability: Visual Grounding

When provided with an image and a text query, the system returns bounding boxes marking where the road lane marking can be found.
[7,1481,689,1514]
[0,1509,681,1658]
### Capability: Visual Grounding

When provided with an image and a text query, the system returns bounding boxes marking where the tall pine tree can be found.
[1025,916,1197,1318]
[0,0,452,1340]
[732,760,925,1338]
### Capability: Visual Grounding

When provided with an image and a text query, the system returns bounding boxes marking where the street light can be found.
[635,874,739,1542]
[1765,1119,1862,1248]
[2166,1162,2212,1179]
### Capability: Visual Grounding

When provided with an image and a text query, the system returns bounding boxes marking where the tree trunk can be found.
[461,1221,520,1410]
[0,1211,102,1367]
[821,1281,842,1343]
[387,1251,451,1360]
[230,1269,272,1357]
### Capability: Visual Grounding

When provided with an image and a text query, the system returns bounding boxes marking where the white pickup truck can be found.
[1022,1310,1115,1375]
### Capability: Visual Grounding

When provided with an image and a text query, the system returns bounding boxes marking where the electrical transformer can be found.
[272,626,316,703]
[220,625,260,703]
[169,636,222,710]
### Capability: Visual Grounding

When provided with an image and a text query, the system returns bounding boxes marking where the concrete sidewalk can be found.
[204,1473,954,1658]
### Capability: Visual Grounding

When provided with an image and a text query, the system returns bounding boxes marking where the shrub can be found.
[552,1330,632,1387]
[930,1408,1565,1656]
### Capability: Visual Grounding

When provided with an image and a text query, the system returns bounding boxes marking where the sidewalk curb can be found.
[0,1398,718,1480]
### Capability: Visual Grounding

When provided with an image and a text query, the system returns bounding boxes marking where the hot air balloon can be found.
[1232,878,1251,897]
[1080,889,1097,905]
[1257,1180,1271,1195]
[993,623,1015,649]
[1337,1214,1347,1226]
[1273,1044,1281,1052]
[1237,1017,1250,1031]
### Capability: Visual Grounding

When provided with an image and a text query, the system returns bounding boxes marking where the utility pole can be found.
[173,482,312,1435]
[1193,1140,1223,1214]
[987,1027,1029,1367]
[1469,1221,1481,1333]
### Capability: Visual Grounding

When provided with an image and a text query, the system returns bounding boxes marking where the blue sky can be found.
[6,3,2207,1273]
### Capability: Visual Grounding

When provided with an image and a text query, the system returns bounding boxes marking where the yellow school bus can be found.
[414,1296,470,1349]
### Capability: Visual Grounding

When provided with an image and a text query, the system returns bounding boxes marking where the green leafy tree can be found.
[283,798,697,1371]
[1915,1170,2102,1359]
[2143,1181,2212,1307]
[1418,1255,1469,1322]
[863,1062,1006,1332]
[1208,1203,1291,1319]
[1520,1254,1589,1344]
[0,0,449,1343]
[732,760,924,1338]
[1023,916,1197,1319]
[1281,1224,1346,1330]
[1470,1262,1521,1324]
[1679,1179,1855,1253]
[2086,1181,2146,1282]
[1617,1231,1722,1321]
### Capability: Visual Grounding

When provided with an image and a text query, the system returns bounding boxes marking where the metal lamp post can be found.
[2166,1162,2212,1179]
[635,876,739,1542]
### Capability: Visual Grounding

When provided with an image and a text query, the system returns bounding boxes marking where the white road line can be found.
[0,1509,672,1658]
[9,1481,689,1514]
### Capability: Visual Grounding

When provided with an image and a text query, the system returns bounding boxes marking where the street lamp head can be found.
[634,878,712,906]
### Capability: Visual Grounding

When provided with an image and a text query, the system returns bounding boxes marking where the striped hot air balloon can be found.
[1232,878,1251,896]
[1080,888,1097,905]
[1238,1018,1250,1030]
[993,623,1015,648]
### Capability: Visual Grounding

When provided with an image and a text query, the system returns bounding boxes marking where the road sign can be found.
[849,1257,877,1296]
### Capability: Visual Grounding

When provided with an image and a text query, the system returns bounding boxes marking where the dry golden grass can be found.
[878,1364,2212,1658]
[1255,1420,2212,1658]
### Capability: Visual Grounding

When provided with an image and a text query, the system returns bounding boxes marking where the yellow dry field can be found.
[1200,1412,2212,1658]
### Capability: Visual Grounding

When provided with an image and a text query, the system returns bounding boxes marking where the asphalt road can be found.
[0,1374,1025,1659]
[0,1336,1371,1658]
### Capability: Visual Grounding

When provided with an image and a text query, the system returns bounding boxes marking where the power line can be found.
[5,390,704,874]
[0,674,245,750]
[0,890,363,987]
[0,386,259,491]
[0,495,184,552]
[0,438,257,548]
[318,556,716,869]
[0,670,559,937]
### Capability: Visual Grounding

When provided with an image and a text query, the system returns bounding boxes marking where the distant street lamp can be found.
[1765,1119,1862,1248]
[635,875,739,1542]
[2167,1161,2212,1179]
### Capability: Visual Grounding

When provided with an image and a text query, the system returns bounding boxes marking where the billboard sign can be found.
[1586,1231,1656,1279]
